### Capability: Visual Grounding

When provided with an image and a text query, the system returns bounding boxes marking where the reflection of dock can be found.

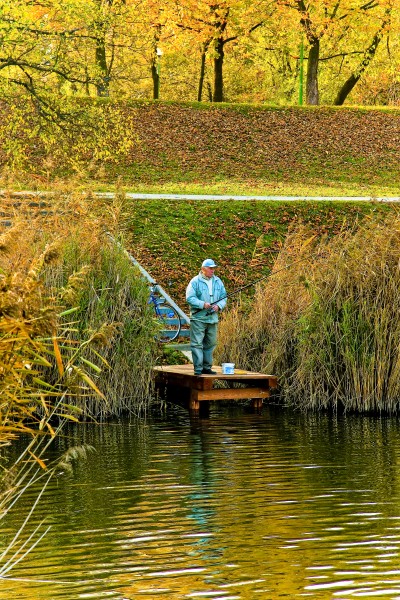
[154,364,278,412]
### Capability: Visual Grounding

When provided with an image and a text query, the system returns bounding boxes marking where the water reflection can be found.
[2,406,400,598]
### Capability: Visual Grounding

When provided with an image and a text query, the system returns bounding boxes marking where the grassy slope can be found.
[124,198,395,307]
[117,103,400,196]
[2,102,400,196]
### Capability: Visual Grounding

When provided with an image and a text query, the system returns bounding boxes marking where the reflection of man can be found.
[186,259,227,376]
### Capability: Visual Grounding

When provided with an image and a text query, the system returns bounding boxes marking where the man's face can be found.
[203,266,216,278]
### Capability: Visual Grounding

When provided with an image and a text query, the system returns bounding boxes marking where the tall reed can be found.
[217,212,400,412]
[0,191,158,430]
[45,233,157,416]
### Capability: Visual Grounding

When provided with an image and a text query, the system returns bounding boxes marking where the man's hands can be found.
[204,303,219,312]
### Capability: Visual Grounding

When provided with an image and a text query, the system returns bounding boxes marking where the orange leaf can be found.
[28,450,47,470]
[53,335,64,377]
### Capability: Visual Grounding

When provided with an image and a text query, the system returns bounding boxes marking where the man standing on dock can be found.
[186,258,227,376]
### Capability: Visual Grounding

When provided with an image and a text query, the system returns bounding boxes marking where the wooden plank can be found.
[189,391,200,412]
[155,372,213,390]
[191,387,271,401]
[153,364,277,387]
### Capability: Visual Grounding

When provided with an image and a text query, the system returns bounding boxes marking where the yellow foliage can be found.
[0,192,116,446]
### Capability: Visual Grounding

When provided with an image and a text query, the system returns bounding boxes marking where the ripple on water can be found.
[2,408,400,598]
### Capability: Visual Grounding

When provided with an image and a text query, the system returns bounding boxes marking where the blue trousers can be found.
[190,320,218,375]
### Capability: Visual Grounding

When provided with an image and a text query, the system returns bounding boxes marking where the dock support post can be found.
[251,398,264,410]
[189,390,200,412]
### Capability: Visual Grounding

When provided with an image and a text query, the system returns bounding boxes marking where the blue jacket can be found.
[186,273,227,323]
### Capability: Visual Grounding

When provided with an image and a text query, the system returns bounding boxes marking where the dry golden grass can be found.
[0,190,157,448]
[217,211,400,412]
[217,224,318,376]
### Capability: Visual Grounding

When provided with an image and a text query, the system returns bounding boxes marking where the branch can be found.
[329,1,342,20]
[338,0,380,21]
[6,74,85,131]
[319,50,364,61]
[222,20,265,46]
[2,18,84,38]
[223,35,238,45]
[249,21,264,34]
[0,58,91,85]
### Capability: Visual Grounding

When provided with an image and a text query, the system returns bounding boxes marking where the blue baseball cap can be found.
[202,258,218,268]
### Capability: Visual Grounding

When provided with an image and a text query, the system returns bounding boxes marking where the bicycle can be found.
[148,284,181,343]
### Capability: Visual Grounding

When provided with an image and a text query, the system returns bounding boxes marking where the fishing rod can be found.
[203,255,310,315]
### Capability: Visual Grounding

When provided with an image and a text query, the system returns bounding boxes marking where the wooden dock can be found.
[153,364,278,412]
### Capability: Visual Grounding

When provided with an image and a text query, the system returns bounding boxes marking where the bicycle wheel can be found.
[154,303,181,343]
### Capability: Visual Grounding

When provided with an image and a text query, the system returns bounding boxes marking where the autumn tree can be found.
[276,0,394,105]
[0,0,398,108]
[170,0,269,101]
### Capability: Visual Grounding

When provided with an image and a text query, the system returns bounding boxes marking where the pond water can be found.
[2,403,400,599]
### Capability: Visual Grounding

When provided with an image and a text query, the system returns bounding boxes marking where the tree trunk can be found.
[95,38,109,97]
[151,58,159,100]
[207,81,213,102]
[213,37,224,102]
[151,26,162,100]
[334,14,390,106]
[197,42,209,102]
[306,37,319,105]
[334,73,359,106]
[94,0,113,96]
